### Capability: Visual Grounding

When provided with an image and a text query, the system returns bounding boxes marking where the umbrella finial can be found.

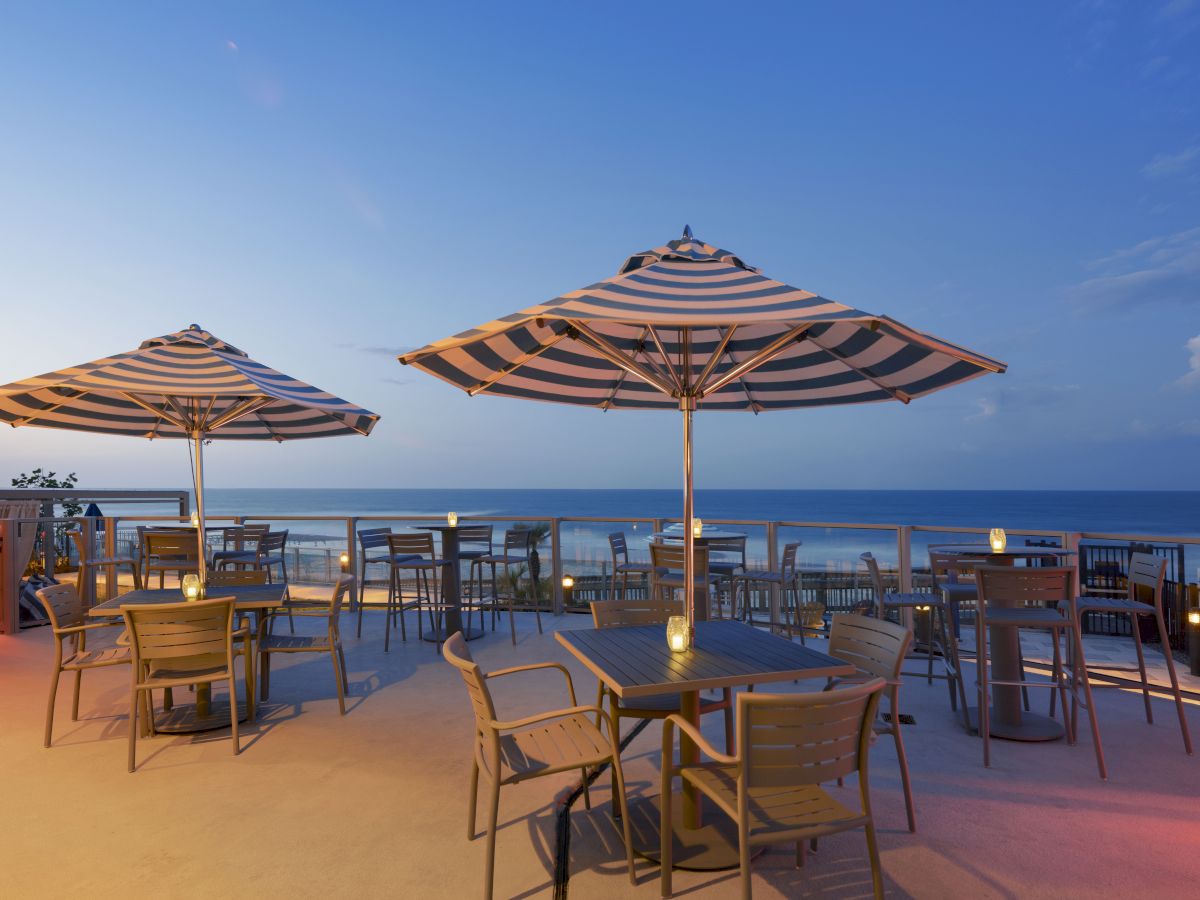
[189,323,201,330]
[682,225,693,241]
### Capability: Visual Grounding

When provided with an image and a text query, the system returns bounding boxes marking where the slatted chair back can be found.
[145,532,200,563]
[458,525,493,554]
[591,598,682,628]
[780,541,801,578]
[1127,552,1166,607]
[124,596,234,666]
[828,613,912,682]
[358,527,392,555]
[975,566,1074,610]
[442,631,498,739]
[259,530,288,557]
[860,552,886,615]
[35,582,86,631]
[207,569,268,587]
[68,530,91,566]
[650,543,710,582]
[739,677,884,789]
[706,536,746,567]
[928,550,983,590]
[238,524,271,549]
[503,528,533,558]
[609,532,631,566]
[387,531,436,559]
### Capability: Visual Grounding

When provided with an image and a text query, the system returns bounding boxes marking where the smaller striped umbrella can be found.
[0,325,379,583]
[400,228,1006,645]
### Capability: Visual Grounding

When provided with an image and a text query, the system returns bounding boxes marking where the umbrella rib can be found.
[10,388,93,427]
[600,327,644,411]
[645,326,684,395]
[251,408,285,442]
[207,396,274,431]
[701,323,814,398]
[466,329,572,396]
[723,342,761,414]
[122,393,189,431]
[693,326,738,395]
[565,321,676,397]
[806,334,912,403]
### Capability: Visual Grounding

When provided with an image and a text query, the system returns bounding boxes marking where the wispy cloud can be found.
[1068,227,1200,309]
[1142,143,1200,178]
[1176,334,1200,387]
[335,342,412,357]
[965,398,996,423]
[964,384,1081,423]
[1156,0,1196,22]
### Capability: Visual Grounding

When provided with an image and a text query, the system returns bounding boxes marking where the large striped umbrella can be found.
[400,228,1005,645]
[0,325,379,583]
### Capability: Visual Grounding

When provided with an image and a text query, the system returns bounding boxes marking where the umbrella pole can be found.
[681,398,696,649]
[192,430,208,588]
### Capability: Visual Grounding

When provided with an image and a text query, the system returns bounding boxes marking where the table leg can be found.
[196,682,211,718]
[442,530,463,636]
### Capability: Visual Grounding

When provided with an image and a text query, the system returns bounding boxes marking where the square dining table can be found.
[88,584,287,733]
[556,619,853,870]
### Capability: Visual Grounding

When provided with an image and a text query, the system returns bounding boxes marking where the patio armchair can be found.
[1066,552,1192,755]
[590,598,736,754]
[826,613,917,832]
[34,583,132,748]
[259,574,352,715]
[442,632,635,900]
[660,678,887,900]
[123,595,252,773]
[608,531,653,600]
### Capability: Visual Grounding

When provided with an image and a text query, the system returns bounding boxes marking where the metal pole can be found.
[193,430,208,587]
[682,399,695,647]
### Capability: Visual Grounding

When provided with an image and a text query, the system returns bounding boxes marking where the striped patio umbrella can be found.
[400,228,1005,645]
[0,325,379,583]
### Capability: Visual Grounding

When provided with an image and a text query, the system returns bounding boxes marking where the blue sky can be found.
[1,1,1198,490]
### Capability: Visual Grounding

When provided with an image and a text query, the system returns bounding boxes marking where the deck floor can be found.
[3,589,1199,898]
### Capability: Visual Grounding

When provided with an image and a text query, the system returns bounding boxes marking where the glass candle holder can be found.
[339,552,350,572]
[1188,609,1200,626]
[667,616,688,652]
[190,513,200,528]
[181,573,202,601]
[447,511,458,527]
[989,528,1007,552]
[692,518,703,538]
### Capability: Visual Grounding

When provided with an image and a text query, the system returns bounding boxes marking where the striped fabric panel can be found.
[399,233,1005,411]
[0,326,379,440]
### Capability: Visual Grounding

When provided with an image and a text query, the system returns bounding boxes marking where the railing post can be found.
[767,521,780,633]
[346,517,359,611]
[1066,532,1082,593]
[40,500,56,583]
[80,515,96,607]
[0,519,17,633]
[898,526,913,593]
[551,518,563,615]
[103,516,117,600]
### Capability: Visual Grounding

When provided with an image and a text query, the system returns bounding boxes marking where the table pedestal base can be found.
[623,794,764,871]
[153,698,252,734]
[965,706,1064,742]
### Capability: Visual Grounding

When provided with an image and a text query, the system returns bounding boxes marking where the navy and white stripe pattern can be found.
[399,229,1005,411]
[0,326,379,440]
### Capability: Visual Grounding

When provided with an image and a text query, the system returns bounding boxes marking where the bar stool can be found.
[705,536,746,619]
[607,531,652,600]
[1066,552,1192,755]
[474,528,540,645]
[861,552,964,716]
[736,541,805,637]
[385,532,450,651]
[459,524,494,628]
[69,530,141,601]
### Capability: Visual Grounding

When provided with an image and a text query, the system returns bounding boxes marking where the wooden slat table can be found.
[557,620,853,870]
[89,585,286,734]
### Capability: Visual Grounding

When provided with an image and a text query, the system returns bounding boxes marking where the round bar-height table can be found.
[420,524,484,642]
[939,543,1076,741]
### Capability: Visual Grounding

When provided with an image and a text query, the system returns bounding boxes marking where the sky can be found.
[1,1,1198,491]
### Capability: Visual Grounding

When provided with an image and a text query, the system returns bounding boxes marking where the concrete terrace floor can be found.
[3,588,1200,899]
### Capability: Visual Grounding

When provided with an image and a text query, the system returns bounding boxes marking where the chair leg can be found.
[978,616,990,766]
[228,674,240,756]
[738,817,752,900]
[507,570,517,646]
[467,757,480,840]
[260,651,271,702]
[44,665,62,748]
[331,647,346,715]
[1050,627,1073,744]
[610,746,636,885]
[722,688,735,755]
[69,667,83,720]
[1070,624,1107,780]
[1130,611,1153,724]
[864,821,885,900]
[128,684,139,773]
[1155,609,1193,754]
[483,775,501,900]
[660,747,674,898]
[890,685,916,833]
[532,578,543,635]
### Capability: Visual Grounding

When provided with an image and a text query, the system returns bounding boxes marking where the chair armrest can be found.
[57,621,122,635]
[491,704,602,732]
[664,713,738,767]
[485,661,577,706]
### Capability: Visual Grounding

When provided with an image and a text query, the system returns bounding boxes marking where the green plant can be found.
[11,469,82,518]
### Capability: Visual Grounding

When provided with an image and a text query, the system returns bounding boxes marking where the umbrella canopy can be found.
[0,325,379,584]
[400,228,1005,647]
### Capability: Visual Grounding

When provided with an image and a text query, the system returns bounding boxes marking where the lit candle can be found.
[1189,609,1200,626]
[339,551,350,573]
[190,512,200,528]
[667,615,688,652]
[447,511,458,527]
[692,518,703,538]
[561,575,574,589]
[989,528,1007,552]
[182,573,201,601]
